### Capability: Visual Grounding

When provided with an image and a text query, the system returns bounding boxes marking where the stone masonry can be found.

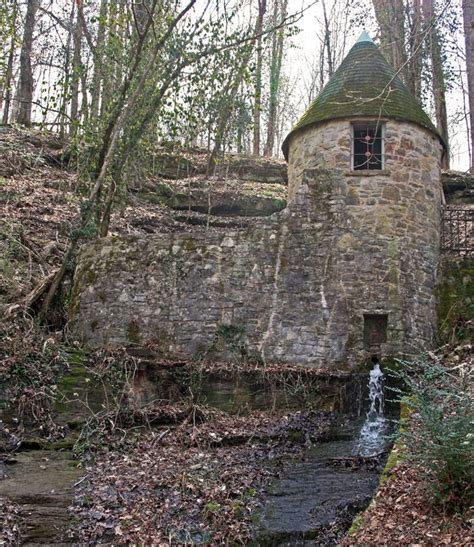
[71,117,443,370]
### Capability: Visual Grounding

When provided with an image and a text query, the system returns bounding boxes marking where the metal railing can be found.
[441,207,474,255]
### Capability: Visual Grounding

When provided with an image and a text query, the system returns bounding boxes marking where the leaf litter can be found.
[71,407,333,544]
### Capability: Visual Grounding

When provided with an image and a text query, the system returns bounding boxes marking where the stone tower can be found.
[71,33,444,369]
[281,31,445,361]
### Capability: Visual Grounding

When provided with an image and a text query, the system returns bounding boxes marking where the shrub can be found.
[390,351,473,513]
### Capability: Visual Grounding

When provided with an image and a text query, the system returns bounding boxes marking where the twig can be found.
[23,270,57,309]
[152,428,170,447]
[73,476,88,488]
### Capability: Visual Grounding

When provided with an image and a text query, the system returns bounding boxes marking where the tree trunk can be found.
[39,0,197,319]
[423,0,450,167]
[407,0,423,99]
[208,22,261,168]
[322,0,333,77]
[463,0,474,170]
[263,0,287,157]
[100,1,118,117]
[59,2,75,139]
[1,0,18,124]
[80,62,89,123]
[90,0,108,123]
[372,0,408,80]
[70,6,83,136]
[14,0,39,126]
[252,0,266,156]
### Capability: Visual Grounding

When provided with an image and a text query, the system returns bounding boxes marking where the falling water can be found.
[354,361,388,456]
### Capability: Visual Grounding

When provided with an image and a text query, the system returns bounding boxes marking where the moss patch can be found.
[436,257,474,342]
[183,238,197,252]
[127,320,141,345]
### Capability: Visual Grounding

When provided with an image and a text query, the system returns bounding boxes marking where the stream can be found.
[257,362,392,544]
[0,361,395,545]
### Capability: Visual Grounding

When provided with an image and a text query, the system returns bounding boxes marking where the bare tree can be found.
[406,0,423,99]
[372,0,408,81]
[253,0,267,155]
[14,0,40,126]
[1,0,18,124]
[463,0,474,169]
[70,5,83,136]
[90,0,108,123]
[264,0,287,157]
[321,0,333,78]
[423,0,450,167]
[59,2,75,138]
[40,0,199,318]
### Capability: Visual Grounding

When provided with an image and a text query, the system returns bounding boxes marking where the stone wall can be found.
[442,171,474,205]
[436,256,474,342]
[71,118,443,370]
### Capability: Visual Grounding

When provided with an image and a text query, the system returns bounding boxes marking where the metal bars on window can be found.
[441,207,474,255]
[352,123,384,170]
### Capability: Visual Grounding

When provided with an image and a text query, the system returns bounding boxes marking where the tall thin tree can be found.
[253,0,267,156]
[372,0,408,81]
[423,0,450,167]
[1,0,18,124]
[263,0,287,157]
[462,0,474,170]
[14,0,40,126]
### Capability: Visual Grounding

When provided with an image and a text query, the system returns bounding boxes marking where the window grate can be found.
[441,207,474,256]
[352,123,384,170]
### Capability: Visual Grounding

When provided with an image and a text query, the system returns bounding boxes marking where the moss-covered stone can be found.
[282,39,443,159]
[127,321,141,345]
[436,257,474,342]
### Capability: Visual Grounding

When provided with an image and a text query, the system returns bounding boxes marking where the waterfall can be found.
[354,361,388,456]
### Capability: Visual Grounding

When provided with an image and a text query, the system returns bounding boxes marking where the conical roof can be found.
[282,33,443,160]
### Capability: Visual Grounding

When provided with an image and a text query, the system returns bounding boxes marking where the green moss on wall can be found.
[127,320,141,345]
[436,257,474,342]
[183,238,197,252]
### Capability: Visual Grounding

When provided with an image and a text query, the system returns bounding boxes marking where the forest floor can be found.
[0,127,472,545]
[342,461,472,545]
[71,406,335,544]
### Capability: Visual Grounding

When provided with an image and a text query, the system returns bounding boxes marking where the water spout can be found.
[354,361,388,456]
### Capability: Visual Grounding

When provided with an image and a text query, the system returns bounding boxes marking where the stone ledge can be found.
[344,170,391,177]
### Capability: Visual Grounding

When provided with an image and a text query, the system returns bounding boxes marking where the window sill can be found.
[345,170,391,177]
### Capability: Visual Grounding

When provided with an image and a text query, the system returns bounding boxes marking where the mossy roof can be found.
[282,34,444,160]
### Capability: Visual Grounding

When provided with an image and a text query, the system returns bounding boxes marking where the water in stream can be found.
[354,361,388,457]
[257,362,393,545]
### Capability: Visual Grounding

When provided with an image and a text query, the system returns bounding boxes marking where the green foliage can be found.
[436,259,474,344]
[390,354,473,513]
[0,0,17,73]
[216,323,247,358]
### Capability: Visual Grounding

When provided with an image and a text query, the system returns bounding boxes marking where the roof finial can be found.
[356,31,374,44]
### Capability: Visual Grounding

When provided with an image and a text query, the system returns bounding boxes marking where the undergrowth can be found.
[390,349,473,514]
[0,314,68,438]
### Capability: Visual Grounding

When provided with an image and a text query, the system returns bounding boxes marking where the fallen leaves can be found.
[341,464,473,546]
[71,407,333,544]
[0,497,21,545]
